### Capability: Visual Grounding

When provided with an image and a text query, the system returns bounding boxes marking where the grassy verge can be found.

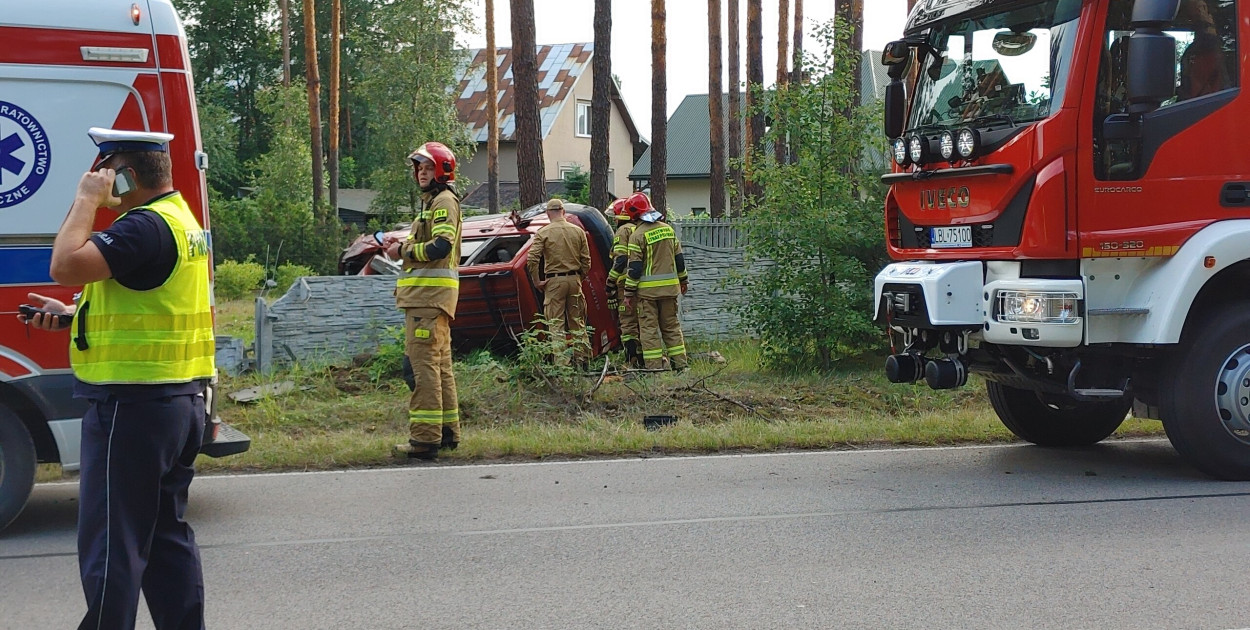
[188,336,1163,473]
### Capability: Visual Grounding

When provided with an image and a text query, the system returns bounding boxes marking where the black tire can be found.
[986,381,1130,447]
[0,405,37,532]
[1159,307,1250,480]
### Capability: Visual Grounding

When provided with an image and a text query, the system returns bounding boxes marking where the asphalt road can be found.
[3,440,1249,630]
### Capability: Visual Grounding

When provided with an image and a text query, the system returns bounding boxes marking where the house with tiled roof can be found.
[454,42,648,206]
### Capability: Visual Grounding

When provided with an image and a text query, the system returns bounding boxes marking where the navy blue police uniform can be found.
[73,183,209,628]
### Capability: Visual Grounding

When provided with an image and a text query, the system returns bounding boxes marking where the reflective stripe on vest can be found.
[396,266,459,288]
[70,193,215,385]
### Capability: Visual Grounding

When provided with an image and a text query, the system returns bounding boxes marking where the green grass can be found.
[184,337,1164,473]
[214,297,258,344]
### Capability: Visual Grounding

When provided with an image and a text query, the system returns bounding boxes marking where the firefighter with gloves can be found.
[387,142,463,460]
[606,197,643,368]
[623,193,690,371]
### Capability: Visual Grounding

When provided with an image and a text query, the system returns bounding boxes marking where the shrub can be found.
[272,263,316,294]
[730,18,889,370]
[215,259,267,300]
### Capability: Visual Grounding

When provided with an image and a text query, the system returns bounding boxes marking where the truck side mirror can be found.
[1126,31,1176,113]
[1130,0,1180,23]
[884,80,906,139]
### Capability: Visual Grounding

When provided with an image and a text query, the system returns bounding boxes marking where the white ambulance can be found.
[0,0,249,530]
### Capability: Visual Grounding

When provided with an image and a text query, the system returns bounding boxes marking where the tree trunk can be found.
[302,0,325,215]
[744,0,764,208]
[707,0,725,219]
[328,0,341,213]
[727,0,743,217]
[790,0,803,165]
[281,0,291,87]
[650,0,667,215]
[590,0,612,211]
[511,0,545,209]
[774,0,789,165]
[907,0,918,12]
[486,0,500,214]
[836,0,864,109]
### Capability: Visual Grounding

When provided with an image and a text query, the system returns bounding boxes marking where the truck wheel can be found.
[0,405,37,531]
[1159,308,1250,480]
[986,381,1129,447]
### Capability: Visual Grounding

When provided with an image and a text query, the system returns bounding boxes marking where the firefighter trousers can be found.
[616,285,639,344]
[543,275,588,365]
[637,296,687,370]
[404,307,459,445]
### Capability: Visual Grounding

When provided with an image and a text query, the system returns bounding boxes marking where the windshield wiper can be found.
[964,113,1017,130]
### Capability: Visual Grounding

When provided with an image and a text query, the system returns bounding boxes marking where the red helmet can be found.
[607,198,628,221]
[623,192,653,221]
[408,141,456,183]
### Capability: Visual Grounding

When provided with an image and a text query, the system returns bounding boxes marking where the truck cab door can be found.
[1078,0,1244,258]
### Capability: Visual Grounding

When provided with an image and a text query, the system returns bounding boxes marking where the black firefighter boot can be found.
[625,340,644,369]
[441,425,459,450]
[393,439,439,461]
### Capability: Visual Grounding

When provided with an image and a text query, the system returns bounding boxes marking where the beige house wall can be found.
[664,179,712,218]
[458,62,636,201]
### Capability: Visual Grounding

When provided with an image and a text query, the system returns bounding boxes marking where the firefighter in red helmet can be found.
[622,193,689,371]
[606,196,643,367]
[387,141,462,460]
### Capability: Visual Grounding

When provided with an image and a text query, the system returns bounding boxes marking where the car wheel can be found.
[987,381,1129,447]
[0,405,37,531]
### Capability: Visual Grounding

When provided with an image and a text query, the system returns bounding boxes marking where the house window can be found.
[576,100,592,137]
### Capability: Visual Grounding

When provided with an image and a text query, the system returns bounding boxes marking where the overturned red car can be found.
[340,203,621,357]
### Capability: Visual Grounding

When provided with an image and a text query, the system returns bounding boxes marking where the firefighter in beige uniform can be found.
[605,197,642,368]
[624,193,689,370]
[387,142,462,460]
[526,198,592,366]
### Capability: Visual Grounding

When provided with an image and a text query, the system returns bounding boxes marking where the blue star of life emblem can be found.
[0,101,53,209]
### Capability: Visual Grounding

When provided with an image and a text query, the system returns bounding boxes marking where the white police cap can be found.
[88,127,174,158]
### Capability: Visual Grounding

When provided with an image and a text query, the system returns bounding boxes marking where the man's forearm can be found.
[49,196,99,281]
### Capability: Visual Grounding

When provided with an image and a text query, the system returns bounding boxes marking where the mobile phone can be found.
[18,304,73,327]
[112,169,136,197]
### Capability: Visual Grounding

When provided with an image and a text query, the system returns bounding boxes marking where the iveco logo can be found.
[920,186,971,210]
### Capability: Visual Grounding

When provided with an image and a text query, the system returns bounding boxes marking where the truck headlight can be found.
[908,134,928,165]
[956,128,980,159]
[892,137,910,166]
[939,131,955,161]
[995,291,1080,324]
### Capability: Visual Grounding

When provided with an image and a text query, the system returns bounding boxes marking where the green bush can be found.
[215,259,267,300]
[272,263,316,294]
[730,18,889,370]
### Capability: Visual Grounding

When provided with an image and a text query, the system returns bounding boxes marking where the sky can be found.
[458,0,912,133]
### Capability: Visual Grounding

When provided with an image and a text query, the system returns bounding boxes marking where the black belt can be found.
[547,271,580,277]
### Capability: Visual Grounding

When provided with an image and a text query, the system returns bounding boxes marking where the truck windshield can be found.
[907,0,1081,132]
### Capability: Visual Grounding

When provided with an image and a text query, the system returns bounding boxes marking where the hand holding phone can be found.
[19,304,73,328]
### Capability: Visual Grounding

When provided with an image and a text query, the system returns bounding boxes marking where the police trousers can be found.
[77,394,206,630]
[637,296,687,370]
[404,307,459,445]
[543,275,588,364]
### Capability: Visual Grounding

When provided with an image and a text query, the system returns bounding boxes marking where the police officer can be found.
[526,198,592,367]
[623,193,690,371]
[387,142,462,460]
[605,198,643,368]
[24,128,214,630]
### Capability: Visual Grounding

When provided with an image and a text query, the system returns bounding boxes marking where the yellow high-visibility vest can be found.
[70,193,215,385]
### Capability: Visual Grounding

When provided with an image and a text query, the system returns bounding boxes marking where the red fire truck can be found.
[0,0,249,530]
[874,0,1250,478]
